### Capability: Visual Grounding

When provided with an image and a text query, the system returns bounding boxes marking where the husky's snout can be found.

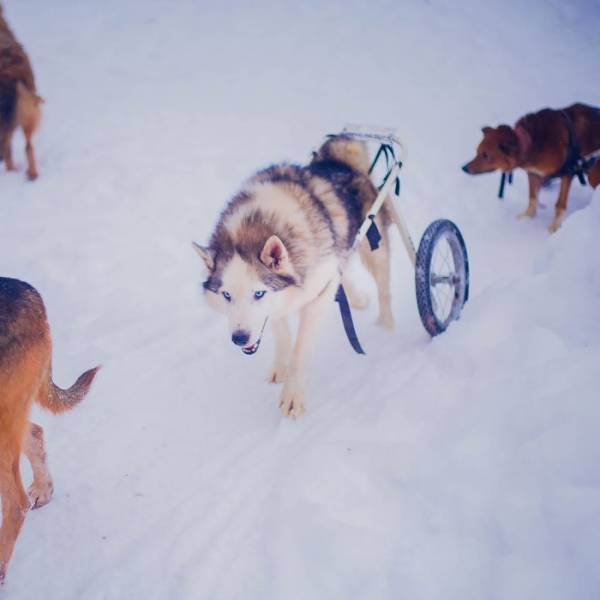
[232,330,250,346]
[232,329,261,355]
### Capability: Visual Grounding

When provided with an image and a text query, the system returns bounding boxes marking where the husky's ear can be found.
[481,126,493,135]
[260,235,290,273]
[192,242,215,272]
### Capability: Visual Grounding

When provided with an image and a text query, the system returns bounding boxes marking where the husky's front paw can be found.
[347,291,369,310]
[342,281,369,310]
[279,383,306,418]
[376,312,396,331]
[28,480,53,509]
[267,363,288,384]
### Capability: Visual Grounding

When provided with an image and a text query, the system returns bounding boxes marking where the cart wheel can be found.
[415,219,469,336]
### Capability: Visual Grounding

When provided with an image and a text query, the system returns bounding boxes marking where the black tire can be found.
[415,219,469,336]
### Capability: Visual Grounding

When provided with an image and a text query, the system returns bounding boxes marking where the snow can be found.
[1,0,600,598]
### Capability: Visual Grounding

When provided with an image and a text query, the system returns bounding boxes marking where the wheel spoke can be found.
[429,235,462,324]
[430,242,445,320]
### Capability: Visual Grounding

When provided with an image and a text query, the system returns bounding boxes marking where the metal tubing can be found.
[352,162,417,266]
[387,196,417,267]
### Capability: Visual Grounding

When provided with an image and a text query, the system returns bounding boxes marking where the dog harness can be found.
[548,111,599,185]
[497,171,514,199]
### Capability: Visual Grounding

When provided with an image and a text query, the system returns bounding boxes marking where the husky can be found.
[0,3,43,180]
[0,278,99,584]
[193,135,395,417]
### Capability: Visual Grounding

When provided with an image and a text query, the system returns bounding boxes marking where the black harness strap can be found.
[549,111,591,185]
[498,171,513,199]
[335,284,365,355]
[366,142,401,246]
[368,142,395,175]
[366,216,382,250]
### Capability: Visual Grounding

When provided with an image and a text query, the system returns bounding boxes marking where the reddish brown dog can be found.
[0,4,42,180]
[463,103,600,232]
[0,278,99,585]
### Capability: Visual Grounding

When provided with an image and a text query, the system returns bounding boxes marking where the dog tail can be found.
[37,366,100,415]
[313,134,392,226]
[312,135,371,175]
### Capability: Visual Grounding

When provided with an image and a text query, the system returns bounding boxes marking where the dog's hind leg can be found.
[23,124,38,180]
[1,128,16,172]
[587,162,600,188]
[358,225,395,330]
[24,422,54,509]
[0,444,30,585]
[278,281,338,418]
[16,82,41,180]
[268,318,291,384]
[549,175,573,233]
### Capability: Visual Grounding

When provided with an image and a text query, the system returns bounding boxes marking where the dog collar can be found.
[515,125,532,162]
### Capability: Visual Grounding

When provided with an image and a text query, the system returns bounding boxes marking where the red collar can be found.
[514,124,532,162]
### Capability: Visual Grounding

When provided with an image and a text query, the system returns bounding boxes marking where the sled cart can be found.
[338,125,470,338]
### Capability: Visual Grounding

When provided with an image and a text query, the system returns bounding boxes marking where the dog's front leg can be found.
[519,172,542,218]
[588,162,600,188]
[549,175,573,232]
[0,447,30,585]
[341,275,369,310]
[268,318,291,384]
[279,282,337,418]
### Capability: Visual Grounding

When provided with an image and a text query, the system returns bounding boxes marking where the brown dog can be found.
[0,4,42,180]
[0,278,99,584]
[463,103,600,232]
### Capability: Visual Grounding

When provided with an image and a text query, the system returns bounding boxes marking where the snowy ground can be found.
[1,1,600,598]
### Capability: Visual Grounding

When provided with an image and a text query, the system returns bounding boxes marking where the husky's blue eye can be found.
[254,290,267,300]
[222,291,232,302]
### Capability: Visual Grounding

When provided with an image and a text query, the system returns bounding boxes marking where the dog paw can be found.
[0,566,5,586]
[267,363,288,384]
[518,208,536,219]
[548,221,561,233]
[26,170,38,181]
[376,313,396,331]
[548,211,565,233]
[278,384,306,418]
[28,481,53,510]
[348,292,369,310]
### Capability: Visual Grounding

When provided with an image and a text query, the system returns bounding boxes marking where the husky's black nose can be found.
[232,330,250,346]
[462,163,471,174]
